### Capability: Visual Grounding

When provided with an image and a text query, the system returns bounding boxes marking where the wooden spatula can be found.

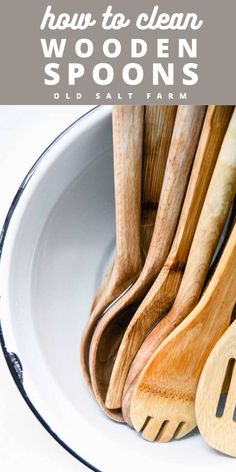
[105,106,233,410]
[89,106,206,420]
[196,316,236,457]
[80,105,177,388]
[130,222,236,442]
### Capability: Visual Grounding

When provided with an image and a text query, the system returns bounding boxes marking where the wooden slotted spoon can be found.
[106,105,234,410]
[80,105,177,387]
[89,105,206,420]
[130,222,236,442]
[196,311,236,457]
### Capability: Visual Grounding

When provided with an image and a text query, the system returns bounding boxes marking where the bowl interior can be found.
[0,106,233,472]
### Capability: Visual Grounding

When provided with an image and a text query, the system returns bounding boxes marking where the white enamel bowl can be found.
[0,106,233,472]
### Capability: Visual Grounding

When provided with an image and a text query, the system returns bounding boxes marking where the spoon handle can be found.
[112,106,144,281]
[174,105,234,263]
[142,105,206,280]
[141,106,177,253]
[208,223,236,307]
[173,106,236,315]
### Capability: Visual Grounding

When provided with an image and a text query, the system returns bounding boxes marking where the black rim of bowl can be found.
[0,105,105,472]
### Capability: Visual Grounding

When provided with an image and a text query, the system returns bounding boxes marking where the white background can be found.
[0,106,94,472]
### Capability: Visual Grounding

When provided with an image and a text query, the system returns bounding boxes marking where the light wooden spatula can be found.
[196,314,236,457]
[105,105,233,409]
[130,221,236,442]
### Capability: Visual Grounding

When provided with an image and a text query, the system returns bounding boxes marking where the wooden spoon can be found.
[106,106,234,410]
[89,105,206,420]
[80,106,143,385]
[130,222,236,442]
[80,105,177,387]
[89,106,144,317]
[127,108,236,436]
[196,313,236,457]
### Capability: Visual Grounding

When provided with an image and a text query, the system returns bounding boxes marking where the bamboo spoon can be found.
[106,106,234,410]
[89,106,144,316]
[89,105,206,420]
[130,222,236,442]
[128,110,236,438]
[196,315,236,457]
[80,106,143,385]
[81,105,177,387]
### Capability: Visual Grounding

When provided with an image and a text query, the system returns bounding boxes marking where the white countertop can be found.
[0,106,94,472]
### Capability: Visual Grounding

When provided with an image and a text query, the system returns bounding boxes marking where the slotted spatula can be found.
[196,314,236,457]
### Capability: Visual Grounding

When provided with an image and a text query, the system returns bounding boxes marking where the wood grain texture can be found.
[130,222,236,442]
[141,106,177,253]
[196,318,236,457]
[80,106,144,387]
[106,105,234,410]
[80,105,176,390]
[89,105,206,420]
